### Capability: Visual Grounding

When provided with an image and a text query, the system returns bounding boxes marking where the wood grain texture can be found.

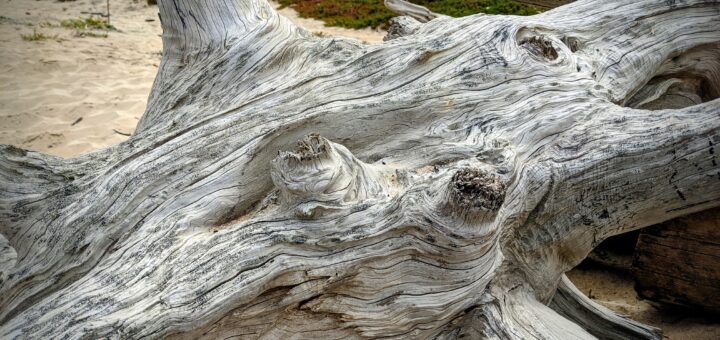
[516,0,574,10]
[1,0,719,338]
[550,274,661,339]
[384,0,446,23]
[632,208,720,312]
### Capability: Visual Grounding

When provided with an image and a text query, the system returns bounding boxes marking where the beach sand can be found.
[0,0,162,157]
[569,265,719,339]
[0,0,717,338]
[0,0,383,158]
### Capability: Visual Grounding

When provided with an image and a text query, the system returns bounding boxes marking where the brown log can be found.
[516,0,574,10]
[632,208,720,312]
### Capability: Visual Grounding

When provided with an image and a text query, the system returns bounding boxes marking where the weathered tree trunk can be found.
[1,0,719,338]
[632,208,720,312]
[516,0,574,10]
[385,0,446,23]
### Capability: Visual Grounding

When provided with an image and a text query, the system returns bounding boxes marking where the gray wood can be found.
[550,275,661,339]
[384,0,445,23]
[632,208,720,312]
[1,0,719,338]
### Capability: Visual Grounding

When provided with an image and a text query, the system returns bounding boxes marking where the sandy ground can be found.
[0,0,162,157]
[0,0,383,158]
[569,264,719,339]
[0,0,718,338]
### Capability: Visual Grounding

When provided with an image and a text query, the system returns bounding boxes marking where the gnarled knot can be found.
[449,168,506,211]
[292,133,328,161]
[519,35,558,61]
[271,134,389,218]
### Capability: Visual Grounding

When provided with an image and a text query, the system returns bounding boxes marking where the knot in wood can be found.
[449,168,506,211]
[272,134,343,200]
[286,133,329,163]
[520,35,558,61]
[271,134,389,218]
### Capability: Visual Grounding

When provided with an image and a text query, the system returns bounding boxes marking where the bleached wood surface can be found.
[1,0,719,338]
[384,0,445,23]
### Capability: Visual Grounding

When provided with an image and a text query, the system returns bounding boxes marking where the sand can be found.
[0,0,384,158]
[569,265,719,339]
[0,0,717,338]
[0,0,162,157]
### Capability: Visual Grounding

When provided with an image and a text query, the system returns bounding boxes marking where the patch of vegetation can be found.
[21,29,55,41]
[414,0,540,17]
[278,0,395,29]
[74,31,108,38]
[60,17,115,31]
[277,0,539,29]
[59,17,115,38]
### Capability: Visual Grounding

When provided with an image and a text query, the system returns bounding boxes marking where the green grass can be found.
[75,31,109,38]
[59,17,115,38]
[60,17,116,31]
[21,29,54,41]
[413,0,540,17]
[278,0,395,29]
[277,0,540,29]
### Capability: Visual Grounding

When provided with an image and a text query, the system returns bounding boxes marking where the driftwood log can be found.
[1,0,719,338]
[632,208,720,313]
[385,0,446,23]
[516,0,574,10]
